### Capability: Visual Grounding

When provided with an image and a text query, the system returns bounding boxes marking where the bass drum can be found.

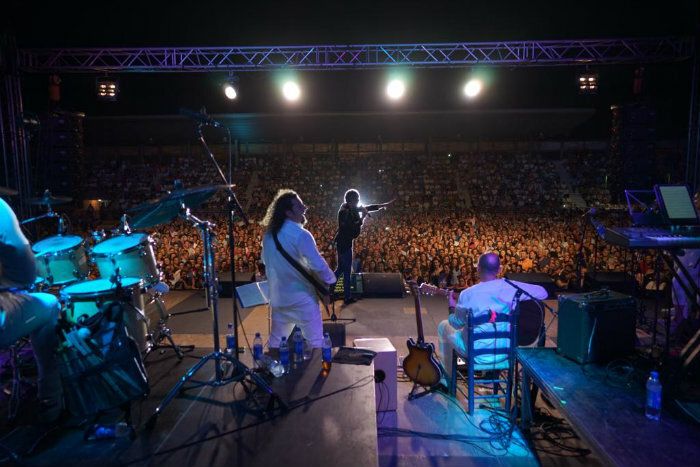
[60,277,148,352]
[32,235,89,286]
[91,233,161,287]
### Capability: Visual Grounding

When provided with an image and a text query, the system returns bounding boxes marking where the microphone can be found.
[179,107,223,128]
[57,216,65,235]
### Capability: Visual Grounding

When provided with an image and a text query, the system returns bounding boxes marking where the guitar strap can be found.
[272,231,330,297]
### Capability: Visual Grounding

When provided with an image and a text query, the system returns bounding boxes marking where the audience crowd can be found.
[41,148,672,293]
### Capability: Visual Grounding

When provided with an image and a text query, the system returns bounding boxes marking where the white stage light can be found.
[463,79,482,98]
[282,81,301,101]
[224,83,237,100]
[386,79,405,100]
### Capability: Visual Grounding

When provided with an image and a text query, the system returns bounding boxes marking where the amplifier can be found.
[557,291,636,364]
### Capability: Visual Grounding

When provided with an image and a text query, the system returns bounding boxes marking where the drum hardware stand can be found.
[143,295,194,361]
[148,205,285,428]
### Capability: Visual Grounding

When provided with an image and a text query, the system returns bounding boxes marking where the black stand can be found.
[143,295,194,360]
[323,295,356,324]
[575,212,590,292]
[148,137,284,426]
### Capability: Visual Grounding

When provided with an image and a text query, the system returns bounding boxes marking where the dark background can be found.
[3,0,698,139]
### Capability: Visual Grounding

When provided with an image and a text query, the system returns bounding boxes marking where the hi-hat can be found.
[28,191,72,206]
[0,186,18,196]
[129,184,233,229]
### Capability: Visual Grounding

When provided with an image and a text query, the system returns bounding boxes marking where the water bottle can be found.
[225,323,236,354]
[279,336,290,372]
[645,370,662,421]
[293,328,304,363]
[87,422,132,440]
[322,332,333,372]
[253,332,264,367]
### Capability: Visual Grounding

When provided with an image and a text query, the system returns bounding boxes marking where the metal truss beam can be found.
[18,37,693,73]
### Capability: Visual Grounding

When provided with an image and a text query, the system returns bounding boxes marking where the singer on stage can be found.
[334,189,392,304]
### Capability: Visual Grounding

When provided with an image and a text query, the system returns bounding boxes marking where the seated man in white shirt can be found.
[261,189,336,348]
[438,252,548,380]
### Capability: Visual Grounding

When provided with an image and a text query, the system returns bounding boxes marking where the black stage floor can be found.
[0,292,620,466]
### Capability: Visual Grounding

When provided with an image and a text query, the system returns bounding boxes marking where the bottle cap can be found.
[651,371,659,379]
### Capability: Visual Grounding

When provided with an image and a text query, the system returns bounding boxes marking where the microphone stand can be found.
[503,278,556,348]
[575,212,589,292]
[194,124,249,356]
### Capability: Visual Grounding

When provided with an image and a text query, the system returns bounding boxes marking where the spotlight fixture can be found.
[223,75,239,100]
[578,73,598,94]
[96,77,119,101]
[282,81,301,101]
[463,79,483,98]
[386,79,405,100]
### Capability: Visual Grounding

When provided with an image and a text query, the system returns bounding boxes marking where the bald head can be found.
[477,252,500,279]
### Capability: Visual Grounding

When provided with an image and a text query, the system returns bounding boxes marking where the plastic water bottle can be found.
[279,336,290,372]
[253,332,264,367]
[322,332,333,372]
[88,422,132,440]
[645,370,662,421]
[293,328,304,363]
[225,323,236,354]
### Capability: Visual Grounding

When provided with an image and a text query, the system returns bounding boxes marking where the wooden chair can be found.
[448,310,517,414]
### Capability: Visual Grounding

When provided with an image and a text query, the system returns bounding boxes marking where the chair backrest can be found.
[466,310,518,360]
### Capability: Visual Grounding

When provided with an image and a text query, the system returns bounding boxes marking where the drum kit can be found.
[16,187,235,360]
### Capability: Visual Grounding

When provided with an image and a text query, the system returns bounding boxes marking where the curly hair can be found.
[261,189,298,234]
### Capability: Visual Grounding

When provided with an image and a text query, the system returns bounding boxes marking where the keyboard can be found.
[603,226,700,249]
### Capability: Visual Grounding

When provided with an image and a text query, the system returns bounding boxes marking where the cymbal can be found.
[129,184,233,229]
[28,192,72,205]
[0,186,18,196]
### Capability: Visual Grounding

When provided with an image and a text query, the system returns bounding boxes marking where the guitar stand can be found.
[408,381,448,400]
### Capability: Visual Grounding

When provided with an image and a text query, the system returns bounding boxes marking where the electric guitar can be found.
[402,281,443,387]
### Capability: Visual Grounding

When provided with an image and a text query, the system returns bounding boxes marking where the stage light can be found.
[578,73,598,94]
[96,77,119,101]
[223,75,239,100]
[282,81,301,101]
[386,79,405,100]
[463,79,482,98]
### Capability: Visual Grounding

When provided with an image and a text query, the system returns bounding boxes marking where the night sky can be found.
[4,1,698,138]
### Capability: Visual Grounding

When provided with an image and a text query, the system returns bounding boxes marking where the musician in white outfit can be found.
[261,190,336,348]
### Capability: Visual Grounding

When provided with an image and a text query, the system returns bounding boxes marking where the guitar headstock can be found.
[417,282,451,297]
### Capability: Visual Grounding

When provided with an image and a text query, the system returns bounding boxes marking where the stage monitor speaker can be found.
[505,272,556,299]
[359,273,405,298]
[585,271,637,296]
[557,291,636,364]
[218,271,254,298]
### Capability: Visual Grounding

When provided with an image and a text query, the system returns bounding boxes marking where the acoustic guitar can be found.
[418,282,545,347]
[402,281,443,387]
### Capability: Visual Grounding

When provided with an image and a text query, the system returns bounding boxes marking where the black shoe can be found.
[343,297,357,305]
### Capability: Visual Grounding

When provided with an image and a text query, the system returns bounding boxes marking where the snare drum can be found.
[60,277,148,352]
[32,235,89,286]
[91,233,161,287]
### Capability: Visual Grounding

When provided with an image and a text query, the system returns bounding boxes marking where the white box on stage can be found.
[353,338,397,412]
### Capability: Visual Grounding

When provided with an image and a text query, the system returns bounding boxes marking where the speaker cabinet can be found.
[359,273,405,298]
[557,291,636,364]
[505,272,556,299]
